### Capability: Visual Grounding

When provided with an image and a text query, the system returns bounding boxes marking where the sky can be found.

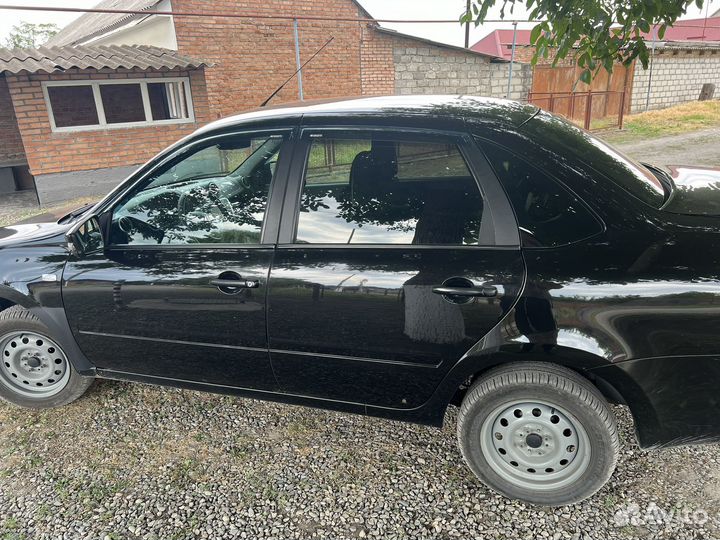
[0,0,717,48]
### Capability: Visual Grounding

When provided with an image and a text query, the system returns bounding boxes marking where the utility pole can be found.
[464,0,471,48]
[507,21,518,98]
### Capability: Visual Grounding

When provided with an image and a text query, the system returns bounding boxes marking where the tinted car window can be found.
[296,135,484,245]
[110,134,284,245]
[481,140,601,247]
[524,112,665,207]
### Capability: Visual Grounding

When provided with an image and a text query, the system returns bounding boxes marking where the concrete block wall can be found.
[392,43,493,96]
[631,48,720,112]
[389,35,533,101]
[488,62,533,101]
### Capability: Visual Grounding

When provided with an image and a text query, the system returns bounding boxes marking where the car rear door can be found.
[62,128,294,390]
[266,126,525,409]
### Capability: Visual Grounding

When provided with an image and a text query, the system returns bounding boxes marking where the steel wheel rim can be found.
[480,400,592,491]
[0,331,71,398]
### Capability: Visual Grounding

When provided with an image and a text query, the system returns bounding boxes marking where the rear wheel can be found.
[457,362,619,506]
[0,306,93,408]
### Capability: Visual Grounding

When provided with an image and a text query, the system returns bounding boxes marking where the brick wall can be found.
[173,0,367,118]
[631,47,720,112]
[0,76,26,166]
[505,45,577,66]
[360,26,395,96]
[5,68,210,177]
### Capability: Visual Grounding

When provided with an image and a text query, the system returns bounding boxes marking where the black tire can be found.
[0,306,93,409]
[457,361,619,506]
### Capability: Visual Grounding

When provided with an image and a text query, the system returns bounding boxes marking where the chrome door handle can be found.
[432,286,498,297]
[209,279,260,289]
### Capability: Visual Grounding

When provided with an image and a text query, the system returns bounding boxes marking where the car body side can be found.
[0,98,718,450]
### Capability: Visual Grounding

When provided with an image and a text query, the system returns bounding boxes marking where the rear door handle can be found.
[209,278,260,289]
[432,286,498,297]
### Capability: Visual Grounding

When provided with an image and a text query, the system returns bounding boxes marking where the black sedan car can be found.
[1,96,718,506]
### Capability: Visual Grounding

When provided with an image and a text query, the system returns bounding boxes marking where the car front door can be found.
[266,127,525,408]
[62,129,293,390]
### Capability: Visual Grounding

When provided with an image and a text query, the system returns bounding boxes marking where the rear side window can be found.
[481,140,601,247]
[295,134,485,245]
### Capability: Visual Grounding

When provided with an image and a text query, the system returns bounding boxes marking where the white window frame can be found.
[41,77,195,133]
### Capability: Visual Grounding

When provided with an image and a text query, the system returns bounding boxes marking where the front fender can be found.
[0,246,95,374]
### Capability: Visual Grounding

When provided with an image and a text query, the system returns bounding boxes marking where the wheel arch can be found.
[382,345,656,444]
[0,286,95,375]
[0,285,38,311]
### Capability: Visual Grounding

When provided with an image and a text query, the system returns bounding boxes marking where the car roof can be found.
[194,95,539,137]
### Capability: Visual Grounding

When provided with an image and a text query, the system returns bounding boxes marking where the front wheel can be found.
[457,362,619,506]
[0,306,93,409]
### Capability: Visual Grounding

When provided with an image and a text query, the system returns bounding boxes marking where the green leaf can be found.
[530,23,543,44]
[579,69,592,85]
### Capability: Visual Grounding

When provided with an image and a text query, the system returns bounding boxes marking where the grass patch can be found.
[0,196,97,228]
[603,100,720,143]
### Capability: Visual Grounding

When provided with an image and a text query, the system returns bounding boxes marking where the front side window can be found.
[296,134,484,245]
[109,133,285,246]
[44,79,192,131]
[481,140,602,247]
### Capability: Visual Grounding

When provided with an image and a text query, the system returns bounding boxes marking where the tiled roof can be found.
[45,0,163,47]
[0,44,211,75]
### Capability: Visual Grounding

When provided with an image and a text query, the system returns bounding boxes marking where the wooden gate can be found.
[528,63,634,129]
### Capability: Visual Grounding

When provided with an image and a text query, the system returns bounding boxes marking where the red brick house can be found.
[0,0,506,204]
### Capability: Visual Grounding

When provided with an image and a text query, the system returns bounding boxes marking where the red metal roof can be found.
[642,17,720,41]
[470,29,533,60]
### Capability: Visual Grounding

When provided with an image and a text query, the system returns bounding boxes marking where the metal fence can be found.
[527,90,629,130]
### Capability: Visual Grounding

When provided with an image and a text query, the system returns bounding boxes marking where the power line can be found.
[0,4,528,24]
[0,4,717,29]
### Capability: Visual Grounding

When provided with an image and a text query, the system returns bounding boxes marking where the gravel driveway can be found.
[604,127,720,169]
[1,380,719,540]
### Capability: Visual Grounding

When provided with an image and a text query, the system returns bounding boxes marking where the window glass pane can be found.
[396,142,470,179]
[100,83,146,124]
[296,136,483,245]
[148,81,189,121]
[528,112,665,207]
[47,85,99,128]
[110,134,284,245]
[482,140,601,247]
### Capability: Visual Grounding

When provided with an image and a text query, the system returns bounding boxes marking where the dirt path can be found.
[607,127,720,169]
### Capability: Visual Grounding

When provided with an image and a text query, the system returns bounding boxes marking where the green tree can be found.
[3,21,59,49]
[461,0,704,81]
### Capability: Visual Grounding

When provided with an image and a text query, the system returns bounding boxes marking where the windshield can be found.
[525,112,666,208]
